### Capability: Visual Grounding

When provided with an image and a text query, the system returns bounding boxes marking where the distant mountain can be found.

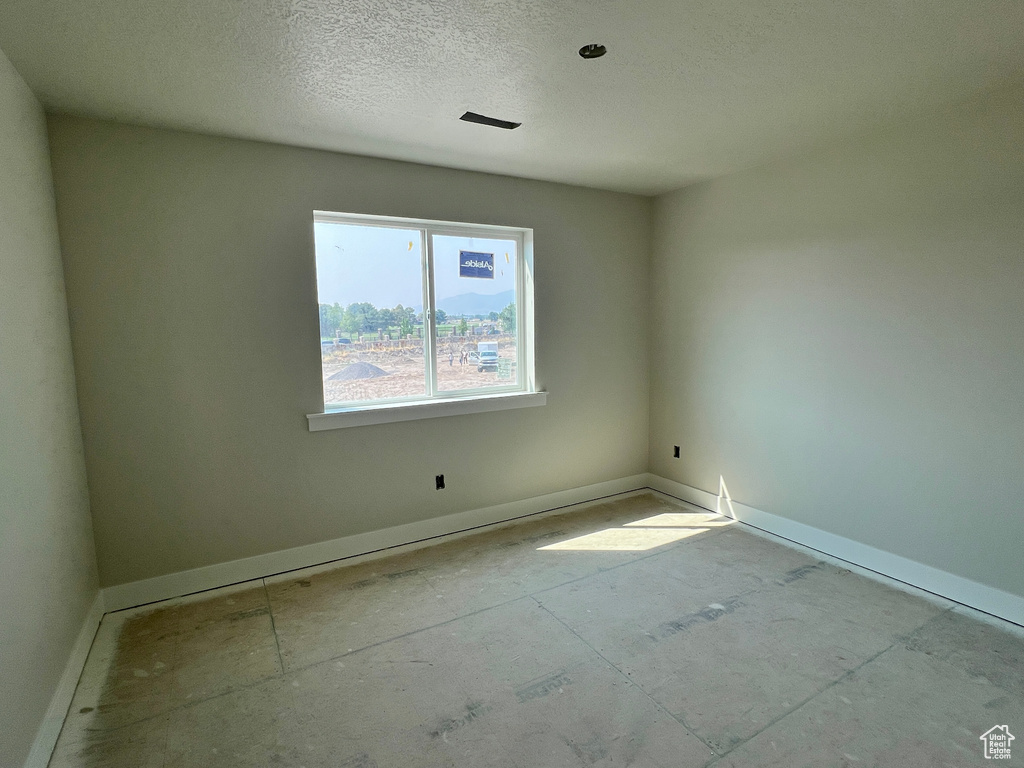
[437,289,514,317]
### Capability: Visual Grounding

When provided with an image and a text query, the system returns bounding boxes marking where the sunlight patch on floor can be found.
[538,526,710,551]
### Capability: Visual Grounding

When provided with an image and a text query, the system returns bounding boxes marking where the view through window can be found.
[313,213,530,410]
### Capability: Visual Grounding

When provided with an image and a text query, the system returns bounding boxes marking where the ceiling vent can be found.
[459,111,522,130]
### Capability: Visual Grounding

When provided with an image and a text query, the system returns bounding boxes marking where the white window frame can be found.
[307,211,544,431]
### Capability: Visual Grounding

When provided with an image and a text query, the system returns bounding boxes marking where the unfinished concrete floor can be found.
[51,493,1024,767]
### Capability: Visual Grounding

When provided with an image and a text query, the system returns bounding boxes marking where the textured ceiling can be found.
[2,0,1023,194]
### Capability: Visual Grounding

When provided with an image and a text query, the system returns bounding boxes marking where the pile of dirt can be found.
[328,362,389,381]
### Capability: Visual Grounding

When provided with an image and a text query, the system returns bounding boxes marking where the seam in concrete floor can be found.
[703,640,899,767]
[702,606,958,767]
[526,568,958,767]
[261,580,286,676]
[533,596,722,757]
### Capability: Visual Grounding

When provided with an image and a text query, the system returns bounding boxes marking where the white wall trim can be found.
[24,591,104,768]
[646,474,1024,628]
[102,473,649,612]
[308,391,547,431]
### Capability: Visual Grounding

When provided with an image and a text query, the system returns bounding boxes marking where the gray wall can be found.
[0,54,97,764]
[650,81,1024,598]
[47,116,652,588]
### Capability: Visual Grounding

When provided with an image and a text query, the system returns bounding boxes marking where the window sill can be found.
[307,391,547,431]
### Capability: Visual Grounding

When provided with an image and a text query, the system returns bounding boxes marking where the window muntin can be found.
[313,212,532,412]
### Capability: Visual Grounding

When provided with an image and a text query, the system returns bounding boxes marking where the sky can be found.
[313,221,517,309]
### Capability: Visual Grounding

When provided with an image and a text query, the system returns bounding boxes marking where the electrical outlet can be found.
[435,474,445,490]
[673,445,680,458]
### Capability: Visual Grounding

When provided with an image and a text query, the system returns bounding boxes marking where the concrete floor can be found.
[51,493,1024,767]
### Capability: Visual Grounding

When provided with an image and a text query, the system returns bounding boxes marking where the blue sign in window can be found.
[459,251,494,279]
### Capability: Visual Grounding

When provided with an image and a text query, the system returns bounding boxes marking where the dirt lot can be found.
[322,337,518,405]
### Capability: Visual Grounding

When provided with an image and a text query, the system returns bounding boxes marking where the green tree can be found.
[401,306,415,336]
[394,304,415,327]
[499,302,516,335]
[457,317,469,336]
[319,302,345,338]
[346,302,377,334]
[488,311,499,322]
[392,305,415,337]
[435,309,448,325]
[377,307,396,333]
[342,311,360,338]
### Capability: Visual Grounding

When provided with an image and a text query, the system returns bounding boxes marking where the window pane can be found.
[431,234,519,393]
[313,222,427,406]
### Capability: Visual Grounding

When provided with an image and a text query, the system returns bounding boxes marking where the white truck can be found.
[476,341,499,372]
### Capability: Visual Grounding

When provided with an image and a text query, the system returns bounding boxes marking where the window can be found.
[308,211,542,430]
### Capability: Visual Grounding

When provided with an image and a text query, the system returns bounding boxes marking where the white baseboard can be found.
[102,474,651,612]
[646,474,1024,628]
[24,591,104,768]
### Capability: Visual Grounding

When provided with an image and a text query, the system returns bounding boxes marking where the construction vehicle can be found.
[476,341,499,371]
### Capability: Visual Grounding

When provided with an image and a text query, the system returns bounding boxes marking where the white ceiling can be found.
[2,0,1023,194]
